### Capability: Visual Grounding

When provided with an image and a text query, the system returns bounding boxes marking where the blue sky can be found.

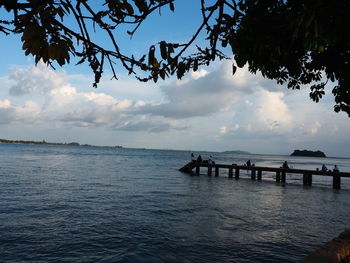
[1,1,350,157]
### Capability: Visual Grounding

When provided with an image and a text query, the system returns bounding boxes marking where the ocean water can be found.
[0,144,350,262]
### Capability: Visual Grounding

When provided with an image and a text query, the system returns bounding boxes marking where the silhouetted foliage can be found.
[291,150,326,158]
[1,0,349,115]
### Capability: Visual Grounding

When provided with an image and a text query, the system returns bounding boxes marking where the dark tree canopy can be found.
[1,0,350,115]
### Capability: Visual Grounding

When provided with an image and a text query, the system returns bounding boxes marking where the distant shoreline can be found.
[1,138,348,159]
[0,138,122,149]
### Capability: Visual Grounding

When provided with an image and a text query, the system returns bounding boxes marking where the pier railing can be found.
[179,162,350,189]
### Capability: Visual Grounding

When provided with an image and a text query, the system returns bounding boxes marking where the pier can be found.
[179,162,350,189]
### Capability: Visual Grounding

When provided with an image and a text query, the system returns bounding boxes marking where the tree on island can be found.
[1,0,350,115]
[291,150,326,158]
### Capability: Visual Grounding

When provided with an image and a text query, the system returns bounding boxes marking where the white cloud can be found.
[190,69,209,80]
[219,126,228,134]
[2,64,189,133]
[245,100,253,106]
[140,63,267,118]
[15,101,41,121]
[113,118,189,133]
[255,89,292,131]
[0,99,41,124]
[310,121,321,135]
[0,99,11,108]
[9,64,67,96]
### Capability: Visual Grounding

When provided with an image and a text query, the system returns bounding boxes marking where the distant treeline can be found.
[0,139,122,148]
[291,149,326,157]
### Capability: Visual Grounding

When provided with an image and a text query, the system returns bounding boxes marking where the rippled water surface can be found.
[1,144,350,262]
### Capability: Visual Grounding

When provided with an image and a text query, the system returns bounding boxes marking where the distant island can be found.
[291,149,326,157]
[0,138,123,148]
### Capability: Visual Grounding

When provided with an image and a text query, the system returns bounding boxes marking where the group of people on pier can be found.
[319,164,339,172]
[191,153,215,165]
[191,153,340,172]
[281,161,340,172]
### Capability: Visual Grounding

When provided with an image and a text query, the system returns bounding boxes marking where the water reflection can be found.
[0,144,350,262]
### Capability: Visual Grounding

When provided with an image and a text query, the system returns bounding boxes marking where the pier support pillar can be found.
[251,169,256,180]
[235,168,240,180]
[303,173,312,186]
[276,171,281,182]
[215,166,219,177]
[257,170,262,181]
[228,168,233,178]
[303,173,307,185]
[333,173,341,189]
[208,165,212,176]
[308,173,312,186]
[281,171,286,183]
[196,165,200,176]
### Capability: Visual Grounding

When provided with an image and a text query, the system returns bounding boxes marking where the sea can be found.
[1,143,350,262]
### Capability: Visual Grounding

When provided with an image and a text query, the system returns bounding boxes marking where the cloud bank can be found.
[1,62,350,156]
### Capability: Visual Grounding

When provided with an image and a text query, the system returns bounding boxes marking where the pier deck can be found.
[179,162,350,189]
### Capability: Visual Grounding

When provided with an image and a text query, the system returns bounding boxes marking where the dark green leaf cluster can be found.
[230,0,350,115]
[1,0,350,115]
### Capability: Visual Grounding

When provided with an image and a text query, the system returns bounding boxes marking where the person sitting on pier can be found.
[191,153,196,163]
[282,161,289,169]
[246,159,251,166]
[196,155,202,164]
[321,164,328,172]
[333,165,339,172]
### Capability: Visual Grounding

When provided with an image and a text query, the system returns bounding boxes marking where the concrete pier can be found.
[179,162,350,189]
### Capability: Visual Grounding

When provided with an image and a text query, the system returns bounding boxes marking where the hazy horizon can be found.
[2,137,348,159]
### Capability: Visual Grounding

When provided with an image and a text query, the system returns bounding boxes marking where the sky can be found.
[1,1,350,157]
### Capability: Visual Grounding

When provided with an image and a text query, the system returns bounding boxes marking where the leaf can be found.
[176,62,186,79]
[168,44,174,54]
[3,0,16,12]
[193,59,198,72]
[153,58,160,69]
[160,41,167,60]
[160,69,166,80]
[235,55,246,68]
[35,55,41,65]
[48,45,58,59]
[56,7,65,21]
[232,65,237,75]
[141,63,147,70]
[22,41,30,50]
[170,56,178,70]
[134,0,147,13]
[169,2,175,12]
[148,46,155,66]
[76,57,86,65]
[153,72,158,83]
[124,2,134,15]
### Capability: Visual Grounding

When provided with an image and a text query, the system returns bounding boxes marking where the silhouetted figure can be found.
[321,164,328,172]
[197,155,202,163]
[191,153,196,163]
[333,165,339,172]
[282,161,289,169]
[246,160,251,166]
